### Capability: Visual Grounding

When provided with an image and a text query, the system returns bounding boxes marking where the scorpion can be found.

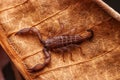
[16,26,94,72]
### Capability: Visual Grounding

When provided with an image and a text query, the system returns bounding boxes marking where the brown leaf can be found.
[0,0,120,80]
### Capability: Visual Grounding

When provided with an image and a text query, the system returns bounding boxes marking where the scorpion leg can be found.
[60,47,75,62]
[61,27,77,36]
[45,26,55,38]
[69,51,74,61]
[55,19,77,36]
[54,20,64,37]
[28,48,51,72]
[72,45,85,56]
[66,44,75,61]
[15,27,44,44]
[62,53,65,62]
[79,47,85,56]
[53,47,66,62]
[59,47,67,62]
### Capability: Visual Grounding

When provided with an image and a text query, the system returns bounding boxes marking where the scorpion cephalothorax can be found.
[16,27,93,72]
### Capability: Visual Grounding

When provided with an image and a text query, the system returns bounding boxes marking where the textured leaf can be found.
[0,0,120,80]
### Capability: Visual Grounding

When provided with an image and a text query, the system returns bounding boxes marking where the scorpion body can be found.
[45,35,83,49]
[16,27,93,72]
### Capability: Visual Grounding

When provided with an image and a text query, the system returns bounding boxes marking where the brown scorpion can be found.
[16,27,93,72]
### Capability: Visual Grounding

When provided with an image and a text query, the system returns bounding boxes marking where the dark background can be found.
[103,0,120,13]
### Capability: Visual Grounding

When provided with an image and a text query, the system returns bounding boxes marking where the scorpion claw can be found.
[27,64,46,73]
[27,68,35,73]
[15,28,30,35]
[15,31,22,35]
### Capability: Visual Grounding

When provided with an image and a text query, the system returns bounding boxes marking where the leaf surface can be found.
[0,0,120,80]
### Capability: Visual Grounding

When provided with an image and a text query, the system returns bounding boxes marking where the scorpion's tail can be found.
[81,29,94,41]
[86,29,94,40]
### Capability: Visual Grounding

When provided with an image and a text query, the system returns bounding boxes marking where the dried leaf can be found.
[0,0,120,80]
